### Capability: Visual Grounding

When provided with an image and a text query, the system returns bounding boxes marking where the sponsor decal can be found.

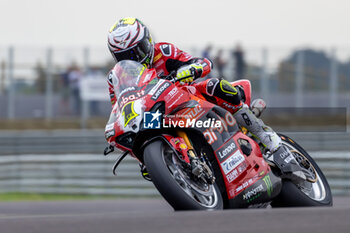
[226,169,239,183]
[151,82,171,100]
[243,184,264,203]
[284,155,294,164]
[143,110,162,129]
[105,123,114,131]
[149,79,158,85]
[153,53,162,63]
[226,164,249,185]
[105,129,115,139]
[238,161,248,173]
[117,86,136,99]
[216,139,237,163]
[241,113,252,126]
[235,178,254,194]
[148,79,166,95]
[223,102,241,110]
[168,93,184,108]
[203,128,218,145]
[119,90,145,106]
[122,101,138,127]
[279,150,290,159]
[154,59,164,68]
[204,112,236,145]
[182,104,205,120]
[262,175,273,197]
[164,87,179,102]
[220,150,245,175]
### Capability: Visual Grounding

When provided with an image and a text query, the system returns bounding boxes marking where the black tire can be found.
[271,134,333,207]
[143,140,223,211]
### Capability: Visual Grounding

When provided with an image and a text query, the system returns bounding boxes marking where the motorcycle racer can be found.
[106,17,281,156]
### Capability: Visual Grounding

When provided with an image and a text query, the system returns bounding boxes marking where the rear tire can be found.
[271,134,333,207]
[143,140,223,211]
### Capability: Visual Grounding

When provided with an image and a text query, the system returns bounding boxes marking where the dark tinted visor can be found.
[112,37,152,63]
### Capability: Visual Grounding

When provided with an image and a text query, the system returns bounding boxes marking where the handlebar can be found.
[161,70,194,84]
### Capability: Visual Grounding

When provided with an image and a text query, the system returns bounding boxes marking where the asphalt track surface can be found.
[0,197,349,233]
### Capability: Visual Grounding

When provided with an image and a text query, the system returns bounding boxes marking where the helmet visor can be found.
[112,36,152,63]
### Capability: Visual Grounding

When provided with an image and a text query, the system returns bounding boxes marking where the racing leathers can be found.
[107,42,281,152]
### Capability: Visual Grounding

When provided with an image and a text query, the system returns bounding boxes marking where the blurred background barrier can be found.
[0,152,348,197]
[0,154,158,196]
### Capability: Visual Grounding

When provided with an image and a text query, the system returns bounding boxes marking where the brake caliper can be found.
[169,136,215,184]
[169,137,191,164]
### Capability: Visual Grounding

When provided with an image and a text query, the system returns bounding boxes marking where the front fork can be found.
[176,131,196,160]
[174,130,215,184]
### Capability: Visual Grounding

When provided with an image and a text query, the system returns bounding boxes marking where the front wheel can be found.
[271,134,333,207]
[143,140,223,211]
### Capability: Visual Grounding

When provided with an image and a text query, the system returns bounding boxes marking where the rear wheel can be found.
[271,134,332,207]
[143,140,223,210]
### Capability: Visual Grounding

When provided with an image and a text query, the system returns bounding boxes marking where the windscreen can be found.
[112,60,146,98]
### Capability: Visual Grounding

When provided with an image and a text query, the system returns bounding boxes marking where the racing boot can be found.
[233,104,282,154]
[234,105,306,182]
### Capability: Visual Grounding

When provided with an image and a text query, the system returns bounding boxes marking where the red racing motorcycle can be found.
[104,60,332,210]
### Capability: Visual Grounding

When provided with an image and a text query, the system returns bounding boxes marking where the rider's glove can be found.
[176,64,203,84]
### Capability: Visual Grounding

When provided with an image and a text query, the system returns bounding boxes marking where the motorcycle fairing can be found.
[168,101,275,201]
[230,79,252,106]
[107,61,279,204]
[228,171,282,208]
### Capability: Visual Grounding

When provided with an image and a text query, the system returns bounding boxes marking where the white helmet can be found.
[108,17,154,67]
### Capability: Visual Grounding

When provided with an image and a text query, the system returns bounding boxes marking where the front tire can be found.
[143,140,223,211]
[271,134,333,207]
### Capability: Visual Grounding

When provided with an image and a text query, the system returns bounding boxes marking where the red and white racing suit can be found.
[108,42,243,114]
[107,42,281,152]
